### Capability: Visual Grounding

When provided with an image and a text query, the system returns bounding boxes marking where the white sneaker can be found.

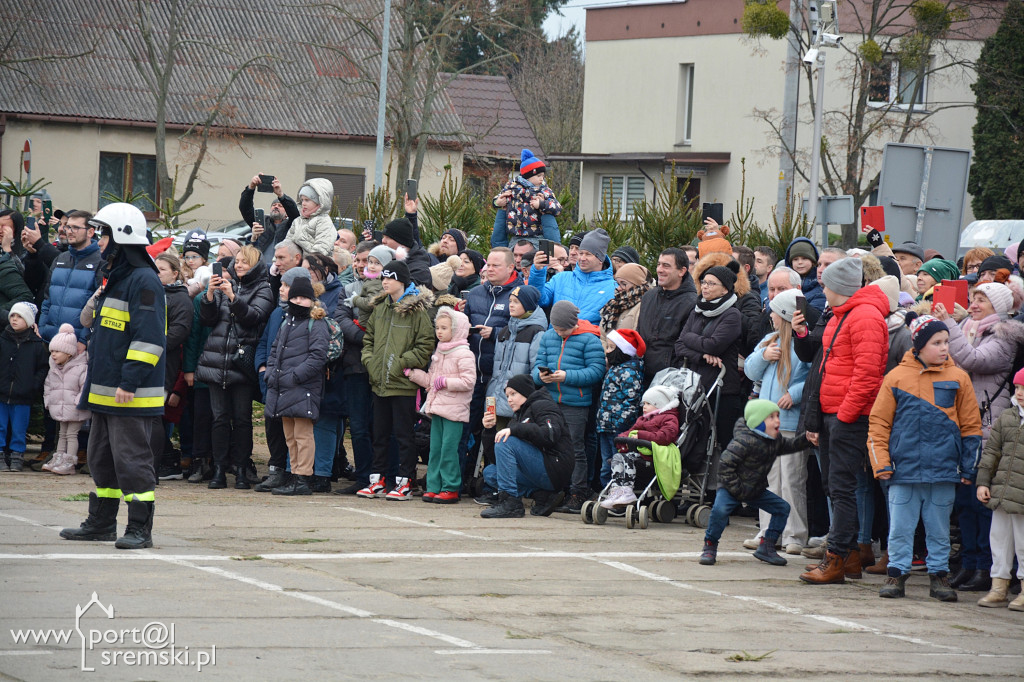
[356,474,386,498]
[600,486,637,509]
[784,543,804,555]
[807,535,827,548]
[50,453,78,476]
[385,477,412,501]
[742,537,761,550]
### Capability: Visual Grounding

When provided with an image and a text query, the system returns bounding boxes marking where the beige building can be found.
[565,0,998,230]
[0,0,463,231]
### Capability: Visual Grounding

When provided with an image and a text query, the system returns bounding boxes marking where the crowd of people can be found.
[1,150,1022,609]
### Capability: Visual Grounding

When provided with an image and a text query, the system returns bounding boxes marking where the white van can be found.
[957,220,1024,261]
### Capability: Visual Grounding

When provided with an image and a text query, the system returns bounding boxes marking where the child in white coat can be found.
[42,324,90,475]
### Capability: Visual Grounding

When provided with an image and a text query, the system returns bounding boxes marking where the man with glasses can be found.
[38,211,101,348]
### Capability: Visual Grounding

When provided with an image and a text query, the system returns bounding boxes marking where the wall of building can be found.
[578,29,982,232]
[0,119,462,230]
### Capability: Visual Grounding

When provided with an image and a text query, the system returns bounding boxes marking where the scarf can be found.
[961,312,1002,346]
[436,337,469,354]
[694,293,737,318]
[600,282,650,333]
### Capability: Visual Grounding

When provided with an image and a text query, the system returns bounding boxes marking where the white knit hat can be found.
[768,289,800,322]
[9,301,37,328]
[976,282,1014,315]
[642,385,679,412]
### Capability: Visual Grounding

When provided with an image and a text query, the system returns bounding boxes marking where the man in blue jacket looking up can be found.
[530,228,616,324]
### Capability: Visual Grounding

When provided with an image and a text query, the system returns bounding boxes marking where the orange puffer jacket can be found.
[818,285,889,423]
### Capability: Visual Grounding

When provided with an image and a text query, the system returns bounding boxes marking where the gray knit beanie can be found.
[549,300,579,329]
[368,244,396,268]
[821,257,863,297]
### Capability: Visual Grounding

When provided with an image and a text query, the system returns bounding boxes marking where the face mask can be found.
[288,301,311,319]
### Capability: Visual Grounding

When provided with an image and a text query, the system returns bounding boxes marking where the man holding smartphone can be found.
[240,173,299,264]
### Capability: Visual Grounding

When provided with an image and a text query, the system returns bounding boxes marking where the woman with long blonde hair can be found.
[742,289,811,555]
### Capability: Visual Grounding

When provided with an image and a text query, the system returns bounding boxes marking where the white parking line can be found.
[0,551,752,561]
[333,505,493,540]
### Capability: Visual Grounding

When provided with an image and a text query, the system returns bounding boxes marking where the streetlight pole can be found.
[807,50,826,249]
[775,0,803,226]
[373,0,393,191]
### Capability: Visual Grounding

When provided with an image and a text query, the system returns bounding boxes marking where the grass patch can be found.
[479,593,511,598]
[827,629,854,634]
[951,624,983,633]
[505,631,538,640]
[232,555,263,561]
[278,538,329,544]
[726,650,775,662]
[59,493,90,501]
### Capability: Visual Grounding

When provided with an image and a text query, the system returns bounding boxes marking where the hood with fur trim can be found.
[371,284,435,316]
[435,305,471,342]
[692,252,751,298]
[299,178,333,217]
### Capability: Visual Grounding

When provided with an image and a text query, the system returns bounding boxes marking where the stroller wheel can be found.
[638,505,650,529]
[693,505,712,529]
[625,505,637,529]
[593,504,608,525]
[656,500,677,524]
[580,500,595,524]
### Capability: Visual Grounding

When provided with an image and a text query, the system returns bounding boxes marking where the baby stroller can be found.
[581,366,724,529]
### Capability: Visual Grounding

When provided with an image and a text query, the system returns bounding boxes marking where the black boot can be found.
[480,492,524,518]
[115,500,154,550]
[234,472,251,490]
[959,569,992,592]
[60,493,119,541]
[929,571,958,602]
[254,467,288,492]
[208,465,227,489]
[948,566,975,589]
[753,534,788,566]
[309,475,332,493]
[272,475,312,496]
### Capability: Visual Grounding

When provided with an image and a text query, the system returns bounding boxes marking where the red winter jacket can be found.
[619,408,680,447]
[818,285,889,423]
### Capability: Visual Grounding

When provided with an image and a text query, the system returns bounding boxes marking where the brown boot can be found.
[859,542,876,568]
[865,551,889,575]
[800,550,846,584]
[845,548,863,579]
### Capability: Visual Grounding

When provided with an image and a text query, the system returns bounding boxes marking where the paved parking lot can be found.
[2,473,1023,680]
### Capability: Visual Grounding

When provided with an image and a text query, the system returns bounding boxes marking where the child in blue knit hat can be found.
[491,149,563,248]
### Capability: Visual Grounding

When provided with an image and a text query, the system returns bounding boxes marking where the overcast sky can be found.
[543,2,588,41]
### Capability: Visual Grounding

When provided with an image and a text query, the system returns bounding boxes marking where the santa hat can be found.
[607,329,646,358]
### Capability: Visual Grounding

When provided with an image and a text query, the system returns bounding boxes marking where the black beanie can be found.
[569,231,588,248]
[505,374,536,400]
[460,248,485,274]
[288,276,315,301]
[383,218,416,248]
[443,228,467,253]
[382,260,412,286]
[183,234,211,261]
[879,255,902,280]
[702,263,738,295]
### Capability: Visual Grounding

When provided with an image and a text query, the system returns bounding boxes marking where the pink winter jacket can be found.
[43,351,90,422]
[409,307,477,423]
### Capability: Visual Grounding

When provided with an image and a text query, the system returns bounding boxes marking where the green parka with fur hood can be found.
[978,400,1024,515]
[361,283,435,397]
[285,178,336,256]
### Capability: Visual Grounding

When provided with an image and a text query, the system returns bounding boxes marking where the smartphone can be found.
[211,261,223,277]
[42,200,52,222]
[362,219,376,242]
[795,294,807,320]
[257,174,274,193]
[253,208,265,228]
[460,290,472,300]
[405,178,418,202]
[468,326,481,335]
[701,202,724,226]
[485,396,496,419]
[539,239,555,258]
[538,366,551,375]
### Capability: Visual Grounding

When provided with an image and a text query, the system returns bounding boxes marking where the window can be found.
[600,175,646,218]
[868,57,927,108]
[98,153,159,218]
[676,63,695,145]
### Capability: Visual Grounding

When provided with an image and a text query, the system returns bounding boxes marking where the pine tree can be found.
[968,0,1024,219]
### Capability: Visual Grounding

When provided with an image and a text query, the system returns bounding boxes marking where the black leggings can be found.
[208,383,253,469]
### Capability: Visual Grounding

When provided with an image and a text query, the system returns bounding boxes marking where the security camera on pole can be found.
[803,1,842,249]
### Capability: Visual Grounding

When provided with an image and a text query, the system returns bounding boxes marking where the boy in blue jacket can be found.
[533,301,606,512]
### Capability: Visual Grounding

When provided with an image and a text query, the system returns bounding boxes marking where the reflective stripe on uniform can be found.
[124,491,155,502]
[99,298,131,323]
[126,341,164,366]
[95,487,122,499]
[88,384,164,409]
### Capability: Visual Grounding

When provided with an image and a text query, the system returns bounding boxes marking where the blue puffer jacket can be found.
[744,331,809,433]
[596,356,644,433]
[38,241,102,343]
[532,321,606,407]
[529,257,616,324]
[319,276,343,315]
[464,273,524,377]
[784,237,826,313]
[486,306,547,418]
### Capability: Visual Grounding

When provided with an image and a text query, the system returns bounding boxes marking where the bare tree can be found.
[745,0,1003,246]
[123,0,273,221]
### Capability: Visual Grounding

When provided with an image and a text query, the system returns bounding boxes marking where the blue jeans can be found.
[705,487,791,543]
[598,432,617,488]
[955,482,993,570]
[856,468,874,544]
[313,413,343,477]
[886,482,955,574]
[483,436,553,498]
[0,402,31,452]
[344,373,375,485]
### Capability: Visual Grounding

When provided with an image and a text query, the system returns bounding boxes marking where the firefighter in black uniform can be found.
[61,203,166,549]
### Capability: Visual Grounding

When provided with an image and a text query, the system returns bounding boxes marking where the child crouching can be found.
[601,383,677,509]
[868,315,982,601]
[699,399,810,566]
[42,324,90,475]
[975,367,1024,611]
[407,306,476,503]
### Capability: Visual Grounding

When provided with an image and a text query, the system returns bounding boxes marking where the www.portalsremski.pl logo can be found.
[9,592,216,672]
